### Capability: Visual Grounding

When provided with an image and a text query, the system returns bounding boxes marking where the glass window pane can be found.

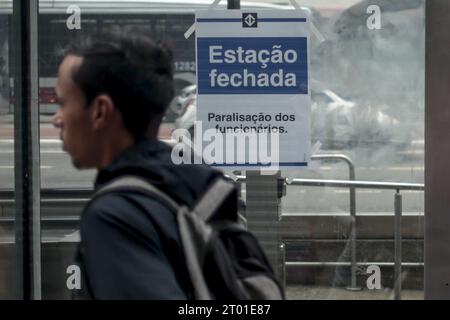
[37,0,425,300]
[268,0,425,300]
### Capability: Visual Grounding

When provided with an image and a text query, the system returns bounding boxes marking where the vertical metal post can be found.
[280,241,286,291]
[12,0,41,300]
[394,190,402,300]
[347,162,359,291]
[246,171,283,280]
[227,0,240,9]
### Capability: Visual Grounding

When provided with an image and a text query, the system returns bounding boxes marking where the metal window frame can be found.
[12,0,41,300]
[425,0,450,300]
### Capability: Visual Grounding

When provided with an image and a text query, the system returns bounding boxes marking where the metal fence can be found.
[0,159,425,299]
[232,172,424,300]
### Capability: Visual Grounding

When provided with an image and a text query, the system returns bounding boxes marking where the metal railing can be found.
[310,154,359,291]
[234,174,424,300]
[0,170,425,299]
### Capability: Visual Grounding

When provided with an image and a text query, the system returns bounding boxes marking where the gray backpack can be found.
[95,175,284,300]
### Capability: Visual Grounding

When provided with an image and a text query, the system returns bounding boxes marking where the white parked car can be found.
[311,90,402,149]
[170,84,197,137]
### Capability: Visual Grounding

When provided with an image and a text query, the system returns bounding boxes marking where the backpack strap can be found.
[193,178,235,221]
[94,175,180,212]
[95,175,236,223]
[93,175,208,299]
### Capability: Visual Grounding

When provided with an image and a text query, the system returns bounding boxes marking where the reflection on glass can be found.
[34,0,425,299]
[275,0,425,300]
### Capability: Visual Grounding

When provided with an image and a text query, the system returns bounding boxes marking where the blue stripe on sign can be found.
[196,18,241,22]
[196,18,307,23]
[259,18,306,22]
[210,162,308,167]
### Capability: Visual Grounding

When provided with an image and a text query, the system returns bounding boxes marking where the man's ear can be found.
[91,94,115,130]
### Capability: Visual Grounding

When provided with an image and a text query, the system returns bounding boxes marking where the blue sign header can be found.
[197,37,308,95]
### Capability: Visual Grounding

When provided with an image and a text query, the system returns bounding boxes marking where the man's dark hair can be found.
[63,31,174,139]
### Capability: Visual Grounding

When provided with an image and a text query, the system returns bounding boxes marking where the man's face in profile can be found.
[52,55,98,169]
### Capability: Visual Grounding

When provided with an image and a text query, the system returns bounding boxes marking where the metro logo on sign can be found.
[243,13,257,28]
